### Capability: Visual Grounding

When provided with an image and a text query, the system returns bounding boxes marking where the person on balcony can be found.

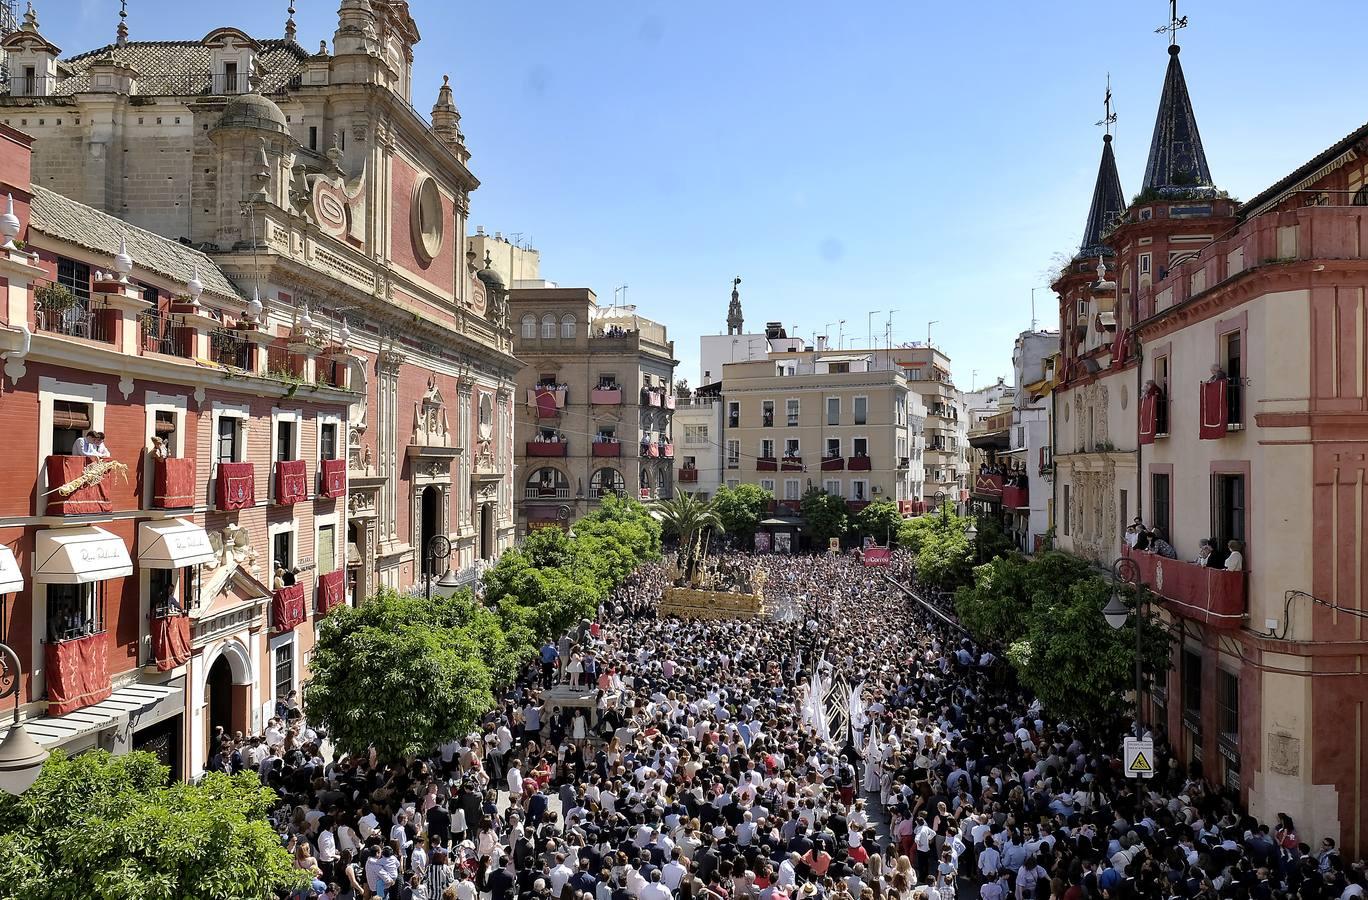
[73,429,110,460]
[1193,540,1215,567]
[1224,540,1245,572]
[1147,529,1177,559]
[150,435,170,460]
[1207,364,1228,382]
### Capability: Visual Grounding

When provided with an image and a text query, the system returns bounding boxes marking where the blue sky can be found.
[60,0,1368,388]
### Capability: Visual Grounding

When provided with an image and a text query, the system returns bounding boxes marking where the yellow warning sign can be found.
[1123,736,1156,778]
[1130,751,1151,772]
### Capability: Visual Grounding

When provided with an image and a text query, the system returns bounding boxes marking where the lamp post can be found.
[966,522,979,564]
[0,641,49,795]
[934,490,947,524]
[1102,557,1146,726]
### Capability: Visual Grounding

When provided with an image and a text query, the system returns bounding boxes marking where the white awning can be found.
[138,518,216,569]
[34,526,133,584]
[0,545,22,594]
[0,681,180,748]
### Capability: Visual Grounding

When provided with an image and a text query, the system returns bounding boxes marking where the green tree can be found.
[0,750,299,900]
[656,491,724,552]
[712,483,773,545]
[914,521,972,589]
[305,588,500,760]
[853,499,902,546]
[801,488,849,548]
[972,513,1018,562]
[954,553,1031,644]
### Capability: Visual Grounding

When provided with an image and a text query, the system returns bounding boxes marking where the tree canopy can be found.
[800,488,849,547]
[852,499,902,545]
[712,483,772,544]
[656,491,723,551]
[0,750,299,900]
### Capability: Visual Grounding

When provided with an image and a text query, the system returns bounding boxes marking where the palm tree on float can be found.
[655,491,724,580]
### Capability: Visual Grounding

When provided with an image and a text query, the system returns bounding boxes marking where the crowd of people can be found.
[241,552,1357,900]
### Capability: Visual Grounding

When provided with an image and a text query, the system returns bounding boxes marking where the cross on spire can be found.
[1155,0,1188,45]
[116,0,128,46]
[1095,73,1117,136]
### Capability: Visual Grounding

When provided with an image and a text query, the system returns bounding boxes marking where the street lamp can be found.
[1103,557,1147,724]
[934,490,947,523]
[0,642,49,795]
[966,522,979,563]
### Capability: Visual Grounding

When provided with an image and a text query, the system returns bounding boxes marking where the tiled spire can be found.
[1141,45,1214,193]
[1079,134,1125,258]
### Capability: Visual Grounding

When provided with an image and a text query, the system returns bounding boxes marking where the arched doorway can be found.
[480,503,494,560]
[420,485,439,576]
[205,652,247,745]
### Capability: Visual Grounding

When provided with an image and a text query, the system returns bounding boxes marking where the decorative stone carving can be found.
[412,375,450,448]
[378,348,404,376]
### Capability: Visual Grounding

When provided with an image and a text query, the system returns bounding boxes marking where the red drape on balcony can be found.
[535,389,559,418]
[44,632,111,715]
[1199,380,1228,439]
[848,456,872,472]
[151,614,191,671]
[1138,391,1158,445]
[216,462,256,510]
[275,459,309,505]
[272,584,306,632]
[153,456,196,508]
[316,570,346,615]
[1110,327,1130,368]
[318,458,347,499]
[1123,546,1245,629]
[45,455,114,515]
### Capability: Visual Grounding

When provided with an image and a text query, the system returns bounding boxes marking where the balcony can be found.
[972,472,1004,500]
[640,441,659,459]
[44,630,112,715]
[530,386,567,418]
[138,309,194,358]
[644,390,663,408]
[526,441,568,458]
[756,458,778,472]
[821,456,845,471]
[316,570,346,616]
[664,395,676,410]
[1002,481,1029,509]
[592,440,621,458]
[45,455,115,515]
[1123,546,1246,630]
[899,499,927,516]
[524,486,571,499]
[318,458,347,499]
[591,387,623,405]
[271,584,307,633]
[661,443,675,459]
[274,459,309,505]
[215,461,256,510]
[898,457,911,469]
[1199,379,1242,439]
[848,455,872,472]
[678,468,699,483]
[847,499,871,513]
[781,455,803,471]
[34,293,114,344]
[150,611,191,672]
[152,457,196,509]
[209,328,254,370]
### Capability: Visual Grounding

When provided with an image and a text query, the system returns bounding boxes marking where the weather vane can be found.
[1095,73,1117,135]
[1155,0,1188,45]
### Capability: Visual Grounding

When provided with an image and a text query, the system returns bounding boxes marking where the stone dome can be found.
[214,92,288,134]
[477,265,506,289]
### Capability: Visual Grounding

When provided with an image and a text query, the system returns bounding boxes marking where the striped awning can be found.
[0,681,180,748]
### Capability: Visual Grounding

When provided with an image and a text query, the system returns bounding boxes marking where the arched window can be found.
[591,467,624,499]
[520,314,537,339]
[1354,185,1368,206]
[560,314,576,339]
[541,314,556,339]
[525,467,569,499]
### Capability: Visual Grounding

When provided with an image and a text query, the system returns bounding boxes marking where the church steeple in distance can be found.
[1142,1,1215,194]
[727,276,743,335]
[1079,75,1125,260]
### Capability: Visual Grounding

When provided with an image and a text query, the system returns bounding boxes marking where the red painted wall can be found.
[389,156,456,295]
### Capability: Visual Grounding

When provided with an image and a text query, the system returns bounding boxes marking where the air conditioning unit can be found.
[872,485,882,495]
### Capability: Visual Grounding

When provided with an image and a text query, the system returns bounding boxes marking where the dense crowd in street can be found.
[215,552,1365,900]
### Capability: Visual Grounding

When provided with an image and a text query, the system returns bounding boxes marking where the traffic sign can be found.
[1123,736,1155,779]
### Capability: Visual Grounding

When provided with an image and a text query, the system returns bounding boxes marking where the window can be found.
[1139,253,1151,275]
[1119,490,1128,542]
[560,314,576,339]
[1155,355,1170,434]
[1211,473,1246,561]
[46,582,104,642]
[51,399,91,455]
[826,438,841,459]
[540,314,556,339]
[275,419,296,462]
[824,479,841,495]
[1151,473,1171,540]
[726,440,739,469]
[852,480,867,501]
[272,530,294,576]
[684,425,709,445]
[760,479,775,493]
[726,479,739,489]
[786,399,799,426]
[727,402,739,428]
[1224,331,1243,424]
[308,125,318,150]
[597,373,617,389]
[853,437,868,457]
[1218,669,1239,745]
[784,438,799,458]
[597,427,616,441]
[521,315,537,339]
[828,362,850,374]
[216,416,241,464]
[56,257,91,302]
[537,373,557,387]
[761,400,775,427]
[274,643,294,702]
[154,409,178,456]
[1182,648,1203,718]
[319,422,338,460]
[827,397,840,425]
[760,439,775,459]
[224,61,239,93]
[318,524,336,574]
[149,566,192,617]
[784,479,801,500]
[1062,484,1071,535]
[854,397,867,425]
